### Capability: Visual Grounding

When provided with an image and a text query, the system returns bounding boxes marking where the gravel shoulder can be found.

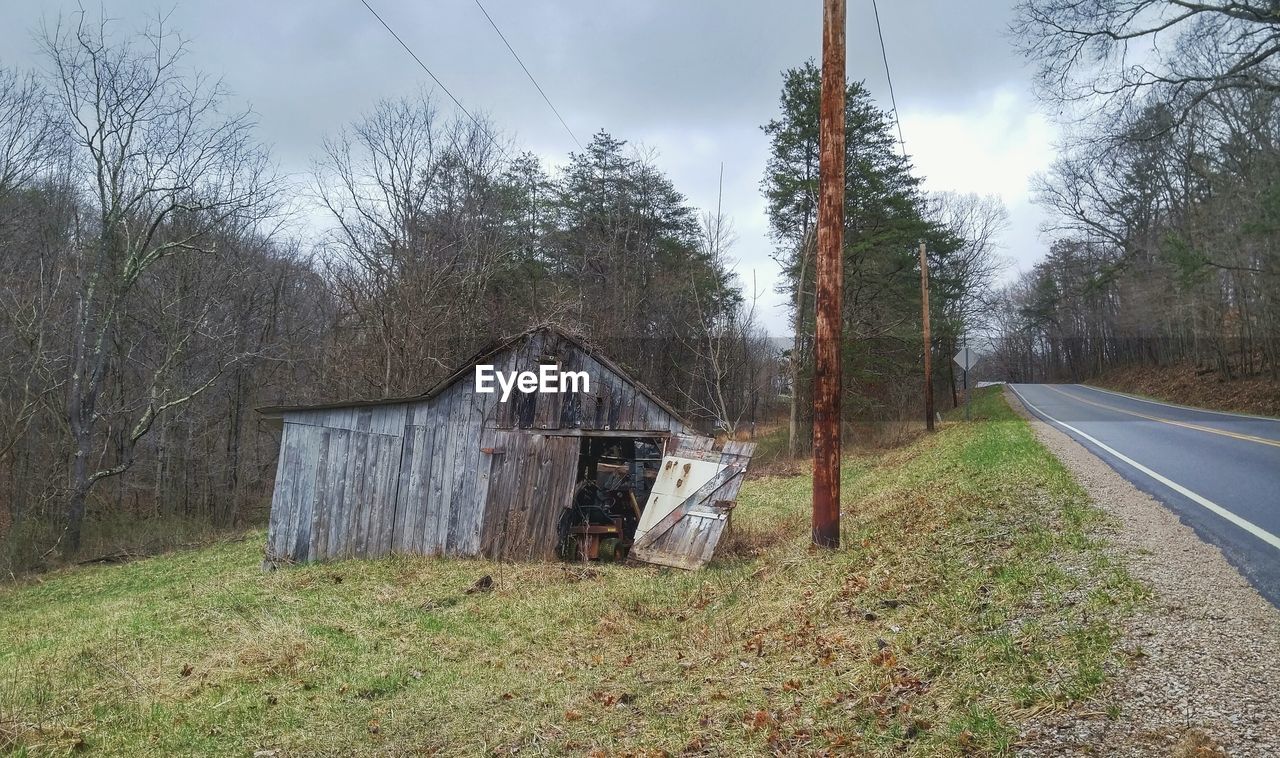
[1006,387,1280,757]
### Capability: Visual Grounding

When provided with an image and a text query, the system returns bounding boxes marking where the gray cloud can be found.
[1,1,1054,333]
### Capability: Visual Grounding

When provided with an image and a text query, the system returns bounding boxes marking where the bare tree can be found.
[1014,0,1280,129]
[679,209,778,436]
[0,69,58,203]
[42,11,279,551]
[314,94,517,397]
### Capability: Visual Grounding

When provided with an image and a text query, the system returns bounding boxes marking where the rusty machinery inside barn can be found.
[258,326,756,571]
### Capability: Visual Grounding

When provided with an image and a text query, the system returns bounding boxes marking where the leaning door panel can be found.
[631,436,756,570]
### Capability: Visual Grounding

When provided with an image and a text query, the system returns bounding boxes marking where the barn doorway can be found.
[557,436,665,562]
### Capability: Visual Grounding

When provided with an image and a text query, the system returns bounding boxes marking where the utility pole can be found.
[918,240,934,432]
[812,0,845,549]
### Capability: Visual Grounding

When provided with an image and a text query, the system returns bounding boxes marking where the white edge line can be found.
[1077,383,1280,423]
[1009,385,1280,552]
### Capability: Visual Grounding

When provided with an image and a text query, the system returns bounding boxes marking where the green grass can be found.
[0,388,1145,756]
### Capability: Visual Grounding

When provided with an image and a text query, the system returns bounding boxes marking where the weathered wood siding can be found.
[477,431,579,561]
[265,404,406,564]
[264,327,686,565]
[390,382,491,557]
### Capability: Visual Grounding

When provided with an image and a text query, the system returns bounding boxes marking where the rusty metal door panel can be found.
[631,436,756,570]
[633,457,725,543]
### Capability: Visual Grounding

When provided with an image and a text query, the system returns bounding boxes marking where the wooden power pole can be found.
[919,240,934,432]
[812,0,845,549]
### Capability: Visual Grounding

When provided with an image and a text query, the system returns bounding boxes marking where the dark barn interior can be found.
[559,436,665,562]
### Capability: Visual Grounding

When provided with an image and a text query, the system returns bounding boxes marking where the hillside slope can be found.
[1092,363,1280,417]
[0,390,1141,756]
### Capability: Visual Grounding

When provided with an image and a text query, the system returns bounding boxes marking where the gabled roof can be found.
[256,324,691,427]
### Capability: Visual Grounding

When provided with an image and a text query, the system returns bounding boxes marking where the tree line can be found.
[0,13,770,572]
[989,1,1280,383]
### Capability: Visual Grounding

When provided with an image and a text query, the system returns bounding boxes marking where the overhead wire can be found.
[358,0,505,154]
[870,0,908,158]
[473,0,583,151]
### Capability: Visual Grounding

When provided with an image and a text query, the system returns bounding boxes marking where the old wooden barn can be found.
[259,326,755,570]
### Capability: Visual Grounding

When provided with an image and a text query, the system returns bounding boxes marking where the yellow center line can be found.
[1042,385,1280,449]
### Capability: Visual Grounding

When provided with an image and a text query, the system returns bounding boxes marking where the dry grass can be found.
[0,388,1143,756]
[1092,362,1280,417]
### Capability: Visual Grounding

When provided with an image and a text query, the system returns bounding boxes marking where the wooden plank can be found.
[634,466,741,551]
[503,435,543,560]
[538,428,674,438]
[416,419,441,552]
[532,435,578,560]
[473,429,504,553]
[316,429,350,559]
[293,427,327,562]
[607,381,623,429]
[340,423,371,558]
[426,394,452,555]
[401,424,427,553]
[480,431,515,556]
[286,424,316,561]
[523,440,554,561]
[391,421,418,553]
[437,388,465,554]
[367,431,401,556]
[278,423,309,561]
[559,344,584,428]
[340,425,366,555]
[452,390,485,553]
[618,382,637,429]
[265,422,299,563]
[371,404,394,436]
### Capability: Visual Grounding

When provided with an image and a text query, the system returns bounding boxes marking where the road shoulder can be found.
[1005,386,1280,756]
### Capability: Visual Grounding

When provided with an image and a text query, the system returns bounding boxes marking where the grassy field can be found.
[0,389,1144,756]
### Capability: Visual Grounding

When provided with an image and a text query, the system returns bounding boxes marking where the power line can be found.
[473,0,583,151]
[870,0,907,158]
[358,0,503,152]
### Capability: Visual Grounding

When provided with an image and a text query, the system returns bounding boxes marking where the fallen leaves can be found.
[743,709,775,732]
[588,690,635,707]
[869,648,897,668]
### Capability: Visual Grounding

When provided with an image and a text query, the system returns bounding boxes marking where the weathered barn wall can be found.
[265,404,406,563]
[481,329,684,433]
[390,387,489,556]
[263,327,688,566]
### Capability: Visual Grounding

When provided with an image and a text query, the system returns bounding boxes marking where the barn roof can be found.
[256,324,691,427]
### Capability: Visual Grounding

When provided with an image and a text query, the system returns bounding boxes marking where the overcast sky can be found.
[1,1,1058,335]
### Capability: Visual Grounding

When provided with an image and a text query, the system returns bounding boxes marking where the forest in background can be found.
[0,12,1001,575]
[988,1,1280,386]
[763,62,1005,457]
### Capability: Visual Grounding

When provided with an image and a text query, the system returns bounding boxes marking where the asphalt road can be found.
[1009,383,1280,607]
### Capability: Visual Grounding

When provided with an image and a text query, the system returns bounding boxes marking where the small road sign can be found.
[953,347,978,372]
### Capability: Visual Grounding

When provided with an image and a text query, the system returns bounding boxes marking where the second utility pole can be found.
[919,240,934,432]
[812,0,845,549]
